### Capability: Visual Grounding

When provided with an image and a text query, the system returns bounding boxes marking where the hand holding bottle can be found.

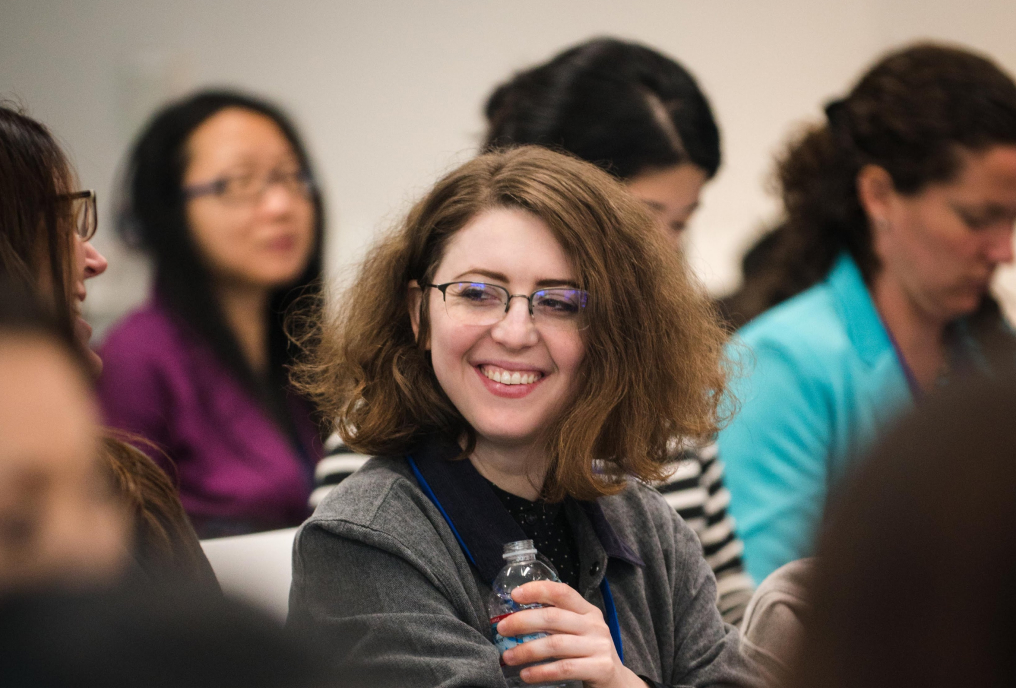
[497,581,649,688]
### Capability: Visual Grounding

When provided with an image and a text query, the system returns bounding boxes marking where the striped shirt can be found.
[311,436,754,625]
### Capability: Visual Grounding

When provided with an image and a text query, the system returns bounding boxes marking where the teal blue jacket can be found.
[717,254,913,583]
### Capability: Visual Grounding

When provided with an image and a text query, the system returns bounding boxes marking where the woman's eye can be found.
[222,175,257,197]
[535,293,579,313]
[454,285,499,303]
[961,214,991,230]
[0,513,37,551]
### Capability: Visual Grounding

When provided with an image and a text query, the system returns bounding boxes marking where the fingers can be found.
[497,603,590,638]
[511,580,595,614]
[502,628,613,667]
[520,655,619,686]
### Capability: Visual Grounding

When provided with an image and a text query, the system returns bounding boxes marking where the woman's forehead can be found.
[185,108,297,176]
[434,207,577,285]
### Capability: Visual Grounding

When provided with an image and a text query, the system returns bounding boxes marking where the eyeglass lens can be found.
[439,282,588,329]
[71,194,96,241]
[219,170,311,203]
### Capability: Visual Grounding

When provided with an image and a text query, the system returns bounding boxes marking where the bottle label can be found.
[489,609,547,662]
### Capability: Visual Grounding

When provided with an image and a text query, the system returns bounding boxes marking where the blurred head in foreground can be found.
[790,375,1016,688]
[0,283,128,592]
[0,586,331,688]
[484,37,720,250]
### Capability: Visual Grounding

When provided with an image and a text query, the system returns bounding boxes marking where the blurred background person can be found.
[98,91,327,538]
[0,282,129,592]
[718,43,1016,584]
[480,36,752,623]
[483,37,720,251]
[788,374,1015,688]
[0,103,215,588]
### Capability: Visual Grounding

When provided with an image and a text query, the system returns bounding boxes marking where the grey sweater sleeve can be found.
[287,521,506,688]
[658,497,762,688]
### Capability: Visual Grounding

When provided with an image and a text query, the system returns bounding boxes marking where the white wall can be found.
[3,0,1016,332]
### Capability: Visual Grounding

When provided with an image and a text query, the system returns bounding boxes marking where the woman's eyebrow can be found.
[451,269,509,282]
[450,269,579,289]
[951,201,1016,221]
[535,278,581,288]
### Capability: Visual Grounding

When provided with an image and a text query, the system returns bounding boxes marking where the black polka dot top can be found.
[487,481,580,589]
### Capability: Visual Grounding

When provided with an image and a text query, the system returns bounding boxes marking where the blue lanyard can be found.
[406,454,624,664]
[884,326,923,401]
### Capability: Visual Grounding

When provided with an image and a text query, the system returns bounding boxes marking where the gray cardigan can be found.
[287,443,759,688]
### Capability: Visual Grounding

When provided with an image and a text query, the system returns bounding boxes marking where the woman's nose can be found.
[985,224,1015,265]
[258,180,300,216]
[490,297,539,348]
[83,239,108,279]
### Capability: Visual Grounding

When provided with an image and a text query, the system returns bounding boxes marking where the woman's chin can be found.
[74,317,102,375]
[85,346,103,376]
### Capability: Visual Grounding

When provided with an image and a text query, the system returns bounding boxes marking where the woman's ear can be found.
[856,164,897,233]
[407,281,428,348]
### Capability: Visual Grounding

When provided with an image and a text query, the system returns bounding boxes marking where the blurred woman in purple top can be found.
[98,91,325,538]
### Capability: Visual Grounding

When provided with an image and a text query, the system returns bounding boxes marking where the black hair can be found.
[483,37,720,180]
[0,103,77,344]
[118,89,324,427]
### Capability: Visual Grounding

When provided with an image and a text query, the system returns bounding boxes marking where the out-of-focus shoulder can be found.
[731,281,852,373]
[98,301,181,361]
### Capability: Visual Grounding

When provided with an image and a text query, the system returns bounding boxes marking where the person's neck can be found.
[871,271,947,391]
[216,280,271,376]
[468,438,548,501]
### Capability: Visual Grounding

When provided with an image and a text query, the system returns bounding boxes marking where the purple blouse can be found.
[96,299,323,538]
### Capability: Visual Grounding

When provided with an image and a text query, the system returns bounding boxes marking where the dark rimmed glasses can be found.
[61,190,97,241]
[183,168,314,205]
[422,281,590,331]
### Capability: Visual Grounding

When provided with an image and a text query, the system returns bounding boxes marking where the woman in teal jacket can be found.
[718,43,1016,583]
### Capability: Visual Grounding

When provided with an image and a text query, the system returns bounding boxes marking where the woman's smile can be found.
[475,363,547,399]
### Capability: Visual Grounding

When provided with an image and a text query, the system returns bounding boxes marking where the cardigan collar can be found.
[406,435,644,585]
[826,253,989,380]
[826,253,895,368]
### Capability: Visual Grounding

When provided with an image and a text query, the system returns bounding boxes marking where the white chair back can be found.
[201,527,297,622]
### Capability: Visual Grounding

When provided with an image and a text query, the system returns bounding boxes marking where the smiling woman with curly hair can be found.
[287,146,754,688]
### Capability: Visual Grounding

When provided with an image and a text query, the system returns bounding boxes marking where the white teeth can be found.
[482,366,541,385]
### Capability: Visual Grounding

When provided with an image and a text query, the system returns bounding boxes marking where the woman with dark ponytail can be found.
[718,43,1016,584]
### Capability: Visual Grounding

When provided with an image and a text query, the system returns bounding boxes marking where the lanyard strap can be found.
[884,324,923,401]
[599,576,624,664]
[406,454,624,663]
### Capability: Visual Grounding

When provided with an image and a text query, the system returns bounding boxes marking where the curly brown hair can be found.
[293,146,728,501]
[729,43,1016,325]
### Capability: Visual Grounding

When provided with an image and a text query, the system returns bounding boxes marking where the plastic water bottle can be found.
[487,540,580,688]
